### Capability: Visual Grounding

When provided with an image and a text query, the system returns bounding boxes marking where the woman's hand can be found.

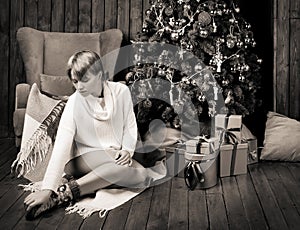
[115,150,132,166]
[24,190,52,211]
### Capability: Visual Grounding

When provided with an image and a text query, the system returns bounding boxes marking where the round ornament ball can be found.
[125,72,134,82]
[146,9,152,16]
[157,69,166,77]
[226,39,235,48]
[199,30,209,38]
[198,11,212,26]
[239,75,246,82]
[194,63,204,72]
[164,6,173,16]
[171,32,179,41]
[143,98,152,108]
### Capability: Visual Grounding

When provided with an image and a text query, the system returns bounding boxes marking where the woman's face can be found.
[71,71,103,97]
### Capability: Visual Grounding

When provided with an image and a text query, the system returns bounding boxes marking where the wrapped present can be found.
[215,114,242,144]
[165,143,186,178]
[184,152,218,190]
[240,124,258,165]
[219,143,248,177]
[186,136,220,154]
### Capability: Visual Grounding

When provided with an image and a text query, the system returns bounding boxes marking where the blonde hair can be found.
[67,50,104,80]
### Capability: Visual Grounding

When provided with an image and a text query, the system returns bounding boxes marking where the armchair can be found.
[14,27,123,147]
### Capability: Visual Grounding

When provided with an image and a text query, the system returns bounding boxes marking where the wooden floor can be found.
[0,139,299,230]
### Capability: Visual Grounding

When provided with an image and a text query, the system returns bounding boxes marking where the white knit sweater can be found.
[42,81,138,191]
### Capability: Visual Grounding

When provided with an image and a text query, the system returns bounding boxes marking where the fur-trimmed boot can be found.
[25,180,80,220]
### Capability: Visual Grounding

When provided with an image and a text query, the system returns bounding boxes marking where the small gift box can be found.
[186,136,220,154]
[165,143,186,178]
[219,143,248,177]
[245,138,258,165]
[215,114,242,144]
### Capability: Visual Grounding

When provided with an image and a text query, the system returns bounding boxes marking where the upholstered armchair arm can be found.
[14,83,31,147]
[15,83,31,110]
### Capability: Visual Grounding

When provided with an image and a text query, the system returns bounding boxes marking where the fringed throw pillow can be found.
[11,83,66,182]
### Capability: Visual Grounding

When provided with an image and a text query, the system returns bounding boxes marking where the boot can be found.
[25,180,80,220]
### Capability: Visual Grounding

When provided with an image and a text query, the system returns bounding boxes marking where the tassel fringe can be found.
[65,204,107,219]
[11,101,65,178]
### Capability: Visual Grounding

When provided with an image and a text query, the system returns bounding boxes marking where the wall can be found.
[273,0,300,120]
[0,0,298,138]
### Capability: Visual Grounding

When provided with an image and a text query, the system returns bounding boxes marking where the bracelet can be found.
[67,180,81,201]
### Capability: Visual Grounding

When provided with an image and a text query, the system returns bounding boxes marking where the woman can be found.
[24,50,158,220]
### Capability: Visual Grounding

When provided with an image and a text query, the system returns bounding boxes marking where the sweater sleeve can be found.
[41,98,76,191]
[121,87,138,157]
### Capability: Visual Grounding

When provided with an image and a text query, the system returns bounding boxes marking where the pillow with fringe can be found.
[11,83,66,182]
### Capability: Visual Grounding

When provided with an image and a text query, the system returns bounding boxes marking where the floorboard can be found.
[236,173,268,229]
[221,176,250,230]
[206,178,229,230]
[0,140,299,229]
[248,164,289,229]
[262,163,300,230]
[124,187,153,230]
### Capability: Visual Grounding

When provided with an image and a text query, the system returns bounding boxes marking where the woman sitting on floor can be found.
[24,50,163,220]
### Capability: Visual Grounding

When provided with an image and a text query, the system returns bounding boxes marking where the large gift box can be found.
[215,114,242,144]
[165,143,186,178]
[219,143,248,177]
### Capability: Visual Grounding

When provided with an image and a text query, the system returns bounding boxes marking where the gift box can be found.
[165,143,186,178]
[185,136,220,154]
[215,114,242,144]
[184,152,218,189]
[245,138,258,165]
[219,143,248,177]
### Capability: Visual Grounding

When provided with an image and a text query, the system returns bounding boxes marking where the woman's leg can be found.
[76,162,149,196]
[64,150,150,196]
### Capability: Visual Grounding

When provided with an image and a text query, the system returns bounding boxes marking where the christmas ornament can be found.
[194,63,204,72]
[171,32,179,41]
[198,11,211,26]
[239,75,245,82]
[164,6,173,16]
[199,29,209,38]
[143,98,152,108]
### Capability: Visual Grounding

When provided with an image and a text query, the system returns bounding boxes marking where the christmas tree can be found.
[126,0,263,138]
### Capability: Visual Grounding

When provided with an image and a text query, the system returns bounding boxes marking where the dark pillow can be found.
[260,112,300,161]
[40,74,75,97]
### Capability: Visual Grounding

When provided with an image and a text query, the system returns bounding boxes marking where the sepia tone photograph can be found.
[0,0,299,229]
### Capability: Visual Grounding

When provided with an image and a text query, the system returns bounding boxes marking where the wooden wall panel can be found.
[25,0,38,28]
[79,0,91,33]
[289,20,300,119]
[52,0,65,32]
[290,0,300,18]
[274,0,300,120]
[92,0,105,32]
[65,0,79,32]
[37,0,51,31]
[104,0,118,30]
[130,0,143,40]
[275,0,290,115]
[0,0,10,138]
[117,0,130,42]
[9,0,24,137]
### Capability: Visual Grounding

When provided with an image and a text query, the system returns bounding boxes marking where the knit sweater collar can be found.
[77,81,114,121]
